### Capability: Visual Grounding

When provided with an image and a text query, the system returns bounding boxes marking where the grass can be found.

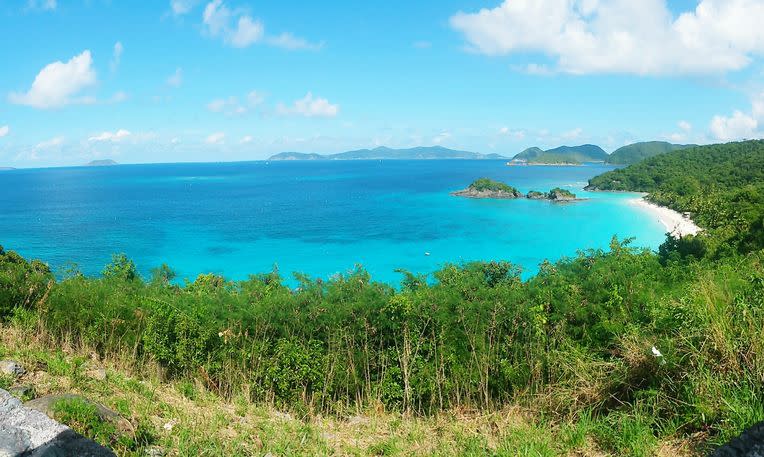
[1,325,705,456]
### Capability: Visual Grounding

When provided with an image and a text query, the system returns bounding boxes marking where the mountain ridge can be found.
[512,144,608,164]
[268,146,507,161]
[605,141,696,165]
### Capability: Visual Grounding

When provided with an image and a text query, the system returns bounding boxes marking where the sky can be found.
[1,0,763,167]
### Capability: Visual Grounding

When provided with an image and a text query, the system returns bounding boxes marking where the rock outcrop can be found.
[0,389,116,457]
[710,421,764,456]
[0,360,26,377]
[451,187,523,199]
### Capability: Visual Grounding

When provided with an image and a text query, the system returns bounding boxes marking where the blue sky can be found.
[1,0,763,167]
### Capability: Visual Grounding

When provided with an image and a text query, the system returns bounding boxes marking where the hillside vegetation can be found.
[2,140,764,455]
[605,141,694,165]
[513,144,608,164]
[588,140,764,257]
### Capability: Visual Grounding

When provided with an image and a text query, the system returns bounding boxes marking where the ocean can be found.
[0,160,665,285]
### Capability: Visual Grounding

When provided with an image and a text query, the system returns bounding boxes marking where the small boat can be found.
[424,252,431,256]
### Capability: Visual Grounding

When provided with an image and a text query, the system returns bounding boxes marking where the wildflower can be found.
[651,346,666,365]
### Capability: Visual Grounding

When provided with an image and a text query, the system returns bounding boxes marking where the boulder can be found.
[0,388,115,456]
[711,421,764,456]
[25,394,130,433]
[8,385,34,400]
[0,360,26,377]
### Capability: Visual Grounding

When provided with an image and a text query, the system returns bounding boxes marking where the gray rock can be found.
[0,360,26,377]
[711,420,764,456]
[0,427,32,457]
[8,385,34,400]
[144,446,165,457]
[0,388,116,456]
[25,394,129,433]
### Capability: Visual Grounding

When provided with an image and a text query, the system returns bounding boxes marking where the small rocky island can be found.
[452,178,584,202]
[527,187,580,202]
[450,178,523,199]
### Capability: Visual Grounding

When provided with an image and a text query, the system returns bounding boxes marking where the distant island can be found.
[451,178,523,199]
[86,159,118,167]
[452,178,582,202]
[268,146,508,161]
[0,167,15,171]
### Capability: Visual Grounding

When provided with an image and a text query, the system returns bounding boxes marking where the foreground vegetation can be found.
[2,140,764,455]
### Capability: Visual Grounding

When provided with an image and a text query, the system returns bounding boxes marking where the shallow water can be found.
[0,160,665,285]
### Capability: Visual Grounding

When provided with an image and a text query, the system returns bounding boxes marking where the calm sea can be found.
[0,160,664,285]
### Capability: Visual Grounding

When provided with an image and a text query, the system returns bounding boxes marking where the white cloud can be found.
[678,120,692,132]
[170,0,198,15]
[498,127,526,139]
[277,92,339,118]
[667,132,686,142]
[36,136,64,149]
[110,42,123,72]
[562,127,584,140]
[27,0,56,11]
[753,92,764,120]
[202,0,318,50]
[247,90,265,106]
[88,129,131,142]
[709,91,764,141]
[230,16,265,47]
[450,0,764,75]
[167,68,183,88]
[0,126,9,138]
[522,63,556,76]
[203,0,263,47]
[111,91,128,103]
[9,50,97,109]
[207,90,265,115]
[267,33,323,51]
[432,131,452,145]
[710,111,758,141]
[240,135,253,144]
[205,132,226,144]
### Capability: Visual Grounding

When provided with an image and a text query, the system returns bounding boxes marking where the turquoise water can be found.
[0,160,664,285]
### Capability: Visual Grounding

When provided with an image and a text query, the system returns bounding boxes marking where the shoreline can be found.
[628,198,701,238]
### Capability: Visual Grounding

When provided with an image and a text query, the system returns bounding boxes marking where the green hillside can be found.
[513,144,607,163]
[588,139,764,255]
[605,141,695,165]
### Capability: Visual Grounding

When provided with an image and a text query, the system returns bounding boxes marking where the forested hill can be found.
[605,141,695,165]
[587,140,764,193]
[587,140,764,254]
[512,144,607,163]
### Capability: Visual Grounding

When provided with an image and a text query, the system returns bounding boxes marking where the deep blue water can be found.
[0,160,665,285]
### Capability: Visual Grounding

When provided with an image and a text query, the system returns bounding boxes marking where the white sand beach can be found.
[628,198,702,238]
